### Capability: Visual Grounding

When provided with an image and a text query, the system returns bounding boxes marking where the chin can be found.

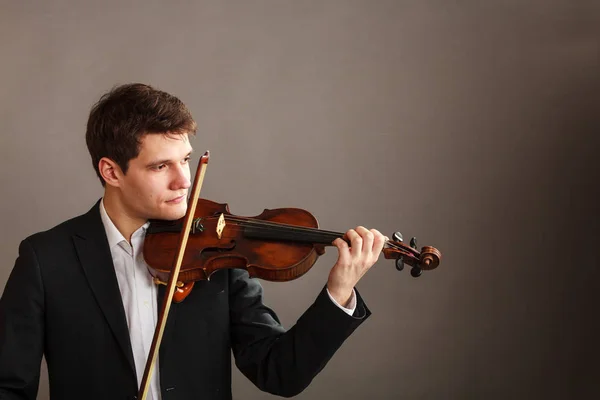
[160,203,188,220]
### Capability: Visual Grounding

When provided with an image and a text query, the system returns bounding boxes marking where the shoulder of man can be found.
[22,200,102,254]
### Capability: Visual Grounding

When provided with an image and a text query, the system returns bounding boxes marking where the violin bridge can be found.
[216,213,226,239]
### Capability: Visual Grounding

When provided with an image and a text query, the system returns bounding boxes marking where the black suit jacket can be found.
[0,201,370,400]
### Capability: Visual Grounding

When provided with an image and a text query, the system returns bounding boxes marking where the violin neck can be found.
[243,225,342,246]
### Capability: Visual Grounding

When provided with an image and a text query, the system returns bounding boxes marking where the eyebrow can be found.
[146,150,193,168]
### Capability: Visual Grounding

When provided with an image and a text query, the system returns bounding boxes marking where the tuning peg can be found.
[410,266,422,277]
[410,237,417,249]
[395,257,404,271]
[392,232,403,242]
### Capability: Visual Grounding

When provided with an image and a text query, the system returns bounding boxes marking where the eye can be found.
[153,164,166,171]
[182,156,191,164]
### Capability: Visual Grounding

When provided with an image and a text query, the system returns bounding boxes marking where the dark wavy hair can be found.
[85,83,197,186]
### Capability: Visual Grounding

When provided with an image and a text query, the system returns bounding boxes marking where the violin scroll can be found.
[383,231,441,278]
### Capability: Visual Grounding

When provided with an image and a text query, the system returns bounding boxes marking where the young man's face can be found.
[119,132,193,222]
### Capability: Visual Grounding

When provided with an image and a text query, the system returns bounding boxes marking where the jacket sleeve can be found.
[228,269,370,398]
[0,239,45,400]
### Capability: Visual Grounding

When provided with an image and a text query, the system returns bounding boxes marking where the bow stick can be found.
[138,150,210,399]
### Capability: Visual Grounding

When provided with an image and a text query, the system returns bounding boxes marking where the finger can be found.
[355,226,374,254]
[370,229,386,265]
[346,229,362,258]
[332,237,351,266]
[371,229,386,253]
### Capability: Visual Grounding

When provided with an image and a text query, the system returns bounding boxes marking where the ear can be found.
[98,157,124,188]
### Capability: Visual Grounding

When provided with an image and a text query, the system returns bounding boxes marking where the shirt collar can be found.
[99,198,150,250]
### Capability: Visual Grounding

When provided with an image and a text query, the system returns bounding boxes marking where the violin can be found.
[144,198,441,303]
[136,151,442,399]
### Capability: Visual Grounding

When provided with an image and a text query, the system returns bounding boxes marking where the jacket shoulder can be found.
[22,201,101,251]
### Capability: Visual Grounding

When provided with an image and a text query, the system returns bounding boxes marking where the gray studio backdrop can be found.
[1,1,598,399]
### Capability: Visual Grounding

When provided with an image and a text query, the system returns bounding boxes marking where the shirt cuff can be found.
[326,288,357,316]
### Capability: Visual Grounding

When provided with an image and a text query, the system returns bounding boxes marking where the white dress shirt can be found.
[99,198,356,400]
[99,200,160,400]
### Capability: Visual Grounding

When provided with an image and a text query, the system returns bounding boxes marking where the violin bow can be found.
[137,150,211,400]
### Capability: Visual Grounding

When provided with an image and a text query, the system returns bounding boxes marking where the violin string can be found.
[220,224,407,257]
[233,219,340,244]
[201,214,342,240]
[223,221,408,253]
[222,216,401,249]
[224,217,398,248]
[227,215,344,236]
[223,216,398,247]
[198,215,405,251]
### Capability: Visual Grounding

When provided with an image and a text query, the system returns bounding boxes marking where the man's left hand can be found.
[327,226,387,307]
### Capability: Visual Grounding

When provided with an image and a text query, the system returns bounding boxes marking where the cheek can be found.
[126,174,159,203]
[145,178,169,204]
[124,170,171,207]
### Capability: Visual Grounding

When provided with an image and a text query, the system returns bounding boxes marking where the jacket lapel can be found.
[72,200,137,378]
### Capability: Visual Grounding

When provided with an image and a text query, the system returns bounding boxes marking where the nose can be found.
[170,162,191,191]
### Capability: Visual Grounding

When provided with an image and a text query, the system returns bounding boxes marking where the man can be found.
[0,83,386,400]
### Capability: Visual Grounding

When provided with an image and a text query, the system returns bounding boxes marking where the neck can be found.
[102,188,147,243]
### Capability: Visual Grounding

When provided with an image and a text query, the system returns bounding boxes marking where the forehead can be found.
[137,133,192,159]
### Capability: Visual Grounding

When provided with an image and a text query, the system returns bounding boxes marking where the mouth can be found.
[166,194,187,204]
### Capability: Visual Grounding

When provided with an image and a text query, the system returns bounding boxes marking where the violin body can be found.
[144,198,327,289]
